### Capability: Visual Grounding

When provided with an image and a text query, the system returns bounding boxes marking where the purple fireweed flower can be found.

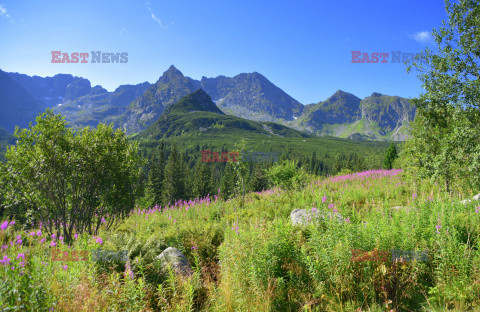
[17,253,25,260]
[36,230,42,236]
[29,231,36,236]
[436,224,441,234]
[74,233,78,240]
[231,223,239,235]
[1,245,7,251]
[125,261,134,279]
[101,217,106,224]
[345,218,350,223]
[328,204,334,209]
[1,221,9,231]
[11,266,14,270]
[0,255,11,266]
[16,235,22,245]
[412,193,417,200]
[191,245,198,250]
[51,234,56,239]
[50,241,56,247]
[9,221,15,226]
[40,238,45,243]
[311,207,317,213]
[19,271,24,276]
[322,196,327,203]
[96,237,103,244]
[62,265,68,271]
[476,207,480,213]
[19,261,25,268]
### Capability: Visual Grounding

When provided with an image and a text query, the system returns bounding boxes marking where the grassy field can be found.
[1,168,480,311]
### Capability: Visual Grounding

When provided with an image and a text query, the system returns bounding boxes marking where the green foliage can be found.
[405,0,480,193]
[148,141,166,206]
[219,162,238,200]
[1,110,142,242]
[250,163,269,192]
[162,145,187,204]
[266,160,307,190]
[192,160,214,199]
[383,143,398,170]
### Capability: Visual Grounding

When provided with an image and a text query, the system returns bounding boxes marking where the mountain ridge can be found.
[4,66,416,141]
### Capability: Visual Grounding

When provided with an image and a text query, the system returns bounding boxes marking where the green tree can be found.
[383,143,398,170]
[162,145,186,204]
[250,163,269,192]
[267,160,307,190]
[192,159,213,198]
[405,0,480,193]
[1,110,141,242]
[148,141,166,206]
[219,162,237,200]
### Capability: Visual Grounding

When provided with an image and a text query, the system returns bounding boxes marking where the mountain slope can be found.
[135,89,310,141]
[200,72,304,122]
[0,69,43,132]
[53,82,151,128]
[295,90,415,140]
[297,90,362,135]
[122,67,305,135]
[9,72,92,107]
[0,126,14,161]
[122,66,201,134]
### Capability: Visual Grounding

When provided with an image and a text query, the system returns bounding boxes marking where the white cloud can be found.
[412,31,432,43]
[0,4,10,18]
[147,7,168,29]
[118,27,127,35]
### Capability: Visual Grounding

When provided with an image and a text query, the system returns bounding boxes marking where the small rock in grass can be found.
[461,193,480,205]
[156,247,192,278]
[290,208,344,226]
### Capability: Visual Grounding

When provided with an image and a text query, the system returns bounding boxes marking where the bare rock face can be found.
[156,247,192,278]
[290,208,344,226]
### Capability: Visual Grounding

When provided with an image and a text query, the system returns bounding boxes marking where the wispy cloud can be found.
[118,27,127,35]
[147,6,168,29]
[0,4,10,18]
[411,31,433,43]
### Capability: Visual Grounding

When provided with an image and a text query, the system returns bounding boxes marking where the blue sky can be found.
[0,0,447,104]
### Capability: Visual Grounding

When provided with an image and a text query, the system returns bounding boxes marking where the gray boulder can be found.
[461,193,480,205]
[290,208,344,226]
[156,247,192,278]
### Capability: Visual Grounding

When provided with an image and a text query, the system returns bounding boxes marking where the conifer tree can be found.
[192,159,213,198]
[250,163,269,192]
[219,162,237,200]
[383,143,398,170]
[148,141,165,205]
[162,145,186,204]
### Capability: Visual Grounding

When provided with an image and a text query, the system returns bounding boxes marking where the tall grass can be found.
[2,169,480,311]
